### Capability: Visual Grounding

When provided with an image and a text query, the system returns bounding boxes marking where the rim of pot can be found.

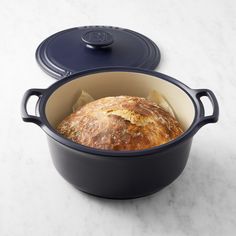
[38,67,200,157]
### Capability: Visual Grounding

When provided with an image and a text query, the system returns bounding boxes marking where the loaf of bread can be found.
[57,96,183,151]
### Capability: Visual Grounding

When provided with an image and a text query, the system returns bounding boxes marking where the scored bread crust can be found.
[57,96,183,151]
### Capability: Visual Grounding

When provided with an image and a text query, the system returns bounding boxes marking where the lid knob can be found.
[81,30,113,48]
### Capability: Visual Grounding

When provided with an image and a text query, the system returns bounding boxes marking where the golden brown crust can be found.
[57,96,183,151]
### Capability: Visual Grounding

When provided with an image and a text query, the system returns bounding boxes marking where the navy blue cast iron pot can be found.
[21,67,219,199]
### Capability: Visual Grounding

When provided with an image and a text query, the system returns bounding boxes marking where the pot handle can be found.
[194,89,219,128]
[21,89,45,126]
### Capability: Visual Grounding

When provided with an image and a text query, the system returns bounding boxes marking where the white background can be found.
[1,0,236,235]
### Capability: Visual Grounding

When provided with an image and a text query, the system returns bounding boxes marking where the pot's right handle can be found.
[21,89,45,126]
[193,89,219,129]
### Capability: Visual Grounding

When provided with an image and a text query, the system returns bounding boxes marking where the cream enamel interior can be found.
[45,72,195,132]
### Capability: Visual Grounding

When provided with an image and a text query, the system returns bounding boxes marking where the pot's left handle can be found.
[21,89,45,126]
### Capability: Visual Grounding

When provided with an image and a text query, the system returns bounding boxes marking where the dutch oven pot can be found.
[21,67,219,199]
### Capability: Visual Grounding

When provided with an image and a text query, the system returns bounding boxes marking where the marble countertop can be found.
[1,0,236,235]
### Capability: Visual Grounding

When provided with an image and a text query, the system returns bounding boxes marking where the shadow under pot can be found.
[21,68,219,199]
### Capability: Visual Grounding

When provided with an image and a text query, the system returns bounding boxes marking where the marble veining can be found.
[1,0,236,235]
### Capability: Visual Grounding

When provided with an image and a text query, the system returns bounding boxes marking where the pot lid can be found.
[36,26,161,80]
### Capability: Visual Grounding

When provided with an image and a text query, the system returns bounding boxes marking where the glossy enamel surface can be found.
[21,67,219,198]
